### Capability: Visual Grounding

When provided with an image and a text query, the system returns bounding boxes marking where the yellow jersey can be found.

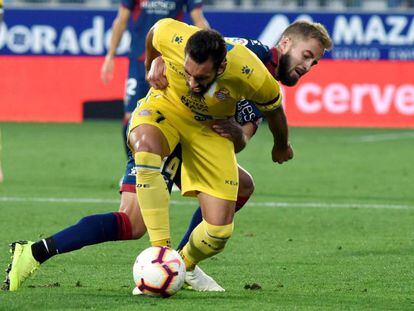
[151,18,282,120]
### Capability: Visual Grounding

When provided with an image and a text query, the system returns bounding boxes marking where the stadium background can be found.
[1,1,414,309]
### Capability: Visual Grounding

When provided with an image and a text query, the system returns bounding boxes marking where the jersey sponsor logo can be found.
[214,88,230,100]
[180,94,209,113]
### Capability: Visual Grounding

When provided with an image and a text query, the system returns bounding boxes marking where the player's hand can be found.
[146,56,168,89]
[211,118,243,142]
[101,56,114,84]
[272,143,293,164]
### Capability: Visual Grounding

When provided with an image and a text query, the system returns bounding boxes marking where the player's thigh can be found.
[181,128,239,201]
[128,98,179,157]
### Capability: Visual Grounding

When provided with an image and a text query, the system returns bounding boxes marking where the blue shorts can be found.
[120,145,182,193]
[124,59,149,114]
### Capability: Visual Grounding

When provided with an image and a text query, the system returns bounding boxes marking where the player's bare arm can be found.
[147,56,168,89]
[145,27,169,89]
[101,6,130,84]
[190,7,210,29]
[263,105,293,164]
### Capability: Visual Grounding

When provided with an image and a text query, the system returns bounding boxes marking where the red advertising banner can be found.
[1,58,413,127]
[283,60,414,128]
[0,56,127,122]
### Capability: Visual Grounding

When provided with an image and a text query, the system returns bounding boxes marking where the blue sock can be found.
[31,212,132,263]
[53,213,120,254]
[177,207,202,251]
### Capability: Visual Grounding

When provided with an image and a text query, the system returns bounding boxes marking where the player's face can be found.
[184,56,222,95]
[278,37,324,86]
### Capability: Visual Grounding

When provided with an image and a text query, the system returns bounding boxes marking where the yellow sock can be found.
[181,220,234,270]
[135,151,170,246]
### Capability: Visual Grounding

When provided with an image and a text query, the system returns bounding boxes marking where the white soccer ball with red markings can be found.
[133,246,186,297]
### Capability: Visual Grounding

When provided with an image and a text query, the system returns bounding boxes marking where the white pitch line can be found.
[0,196,412,210]
[354,131,414,143]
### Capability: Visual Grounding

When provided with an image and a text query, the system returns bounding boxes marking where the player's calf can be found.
[118,191,146,239]
[180,220,234,270]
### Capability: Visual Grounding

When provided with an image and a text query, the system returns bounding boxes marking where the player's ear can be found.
[217,58,227,75]
[278,36,292,54]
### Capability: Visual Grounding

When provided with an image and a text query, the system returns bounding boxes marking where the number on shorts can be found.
[126,78,137,96]
[164,157,180,181]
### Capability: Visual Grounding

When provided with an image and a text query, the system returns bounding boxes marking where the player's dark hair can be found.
[185,29,227,70]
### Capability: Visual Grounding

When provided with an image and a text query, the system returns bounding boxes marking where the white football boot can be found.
[184,266,225,292]
[132,286,143,295]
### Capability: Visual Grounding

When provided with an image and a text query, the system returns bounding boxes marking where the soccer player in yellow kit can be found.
[4,18,332,293]
[128,18,295,275]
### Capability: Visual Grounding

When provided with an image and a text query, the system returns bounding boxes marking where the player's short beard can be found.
[278,53,299,87]
[188,76,216,96]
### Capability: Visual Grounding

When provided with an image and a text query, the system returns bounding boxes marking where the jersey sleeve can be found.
[230,44,282,112]
[152,18,199,60]
[226,37,272,64]
[250,70,282,112]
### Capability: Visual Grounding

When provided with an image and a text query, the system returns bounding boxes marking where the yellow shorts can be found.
[129,93,239,201]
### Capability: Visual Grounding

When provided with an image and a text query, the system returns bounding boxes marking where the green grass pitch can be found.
[0,122,413,310]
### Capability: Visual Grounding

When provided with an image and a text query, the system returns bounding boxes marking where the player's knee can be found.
[129,125,168,156]
[118,202,146,239]
[238,170,255,198]
[129,128,155,154]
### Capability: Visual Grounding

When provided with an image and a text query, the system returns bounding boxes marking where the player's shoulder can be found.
[155,18,196,32]
[154,18,198,41]
[226,41,272,84]
[154,18,178,29]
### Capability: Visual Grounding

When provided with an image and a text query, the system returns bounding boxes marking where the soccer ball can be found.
[133,246,186,297]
